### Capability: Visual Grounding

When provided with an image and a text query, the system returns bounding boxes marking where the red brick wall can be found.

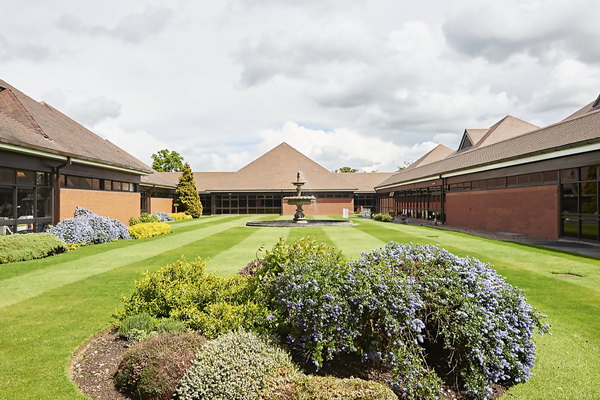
[445,185,559,239]
[59,188,141,225]
[282,198,354,216]
[149,198,173,214]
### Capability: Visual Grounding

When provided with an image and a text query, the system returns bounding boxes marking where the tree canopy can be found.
[151,149,184,172]
[175,163,203,218]
[334,166,358,173]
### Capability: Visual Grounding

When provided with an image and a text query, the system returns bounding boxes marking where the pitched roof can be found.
[407,144,455,169]
[0,79,152,174]
[377,108,600,190]
[337,172,395,193]
[475,115,539,148]
[457,129,488,151]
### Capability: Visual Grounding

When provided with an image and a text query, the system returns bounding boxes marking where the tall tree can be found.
[175,163,203,218]
[334,166,359,173]
[151,149,184,172]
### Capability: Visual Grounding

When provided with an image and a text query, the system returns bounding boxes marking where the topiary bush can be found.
[129,212,160,226]
[116,257,271,339]
[0,232,68,264]
[373,213,394,222]
[260,366,397,400]
[176,330,295,400]
[154,212,174,222]
[128,222,172,239]
[114,331,206,400]
[46,207,130,245]
[254,240,549,399]
[169,212,193,221]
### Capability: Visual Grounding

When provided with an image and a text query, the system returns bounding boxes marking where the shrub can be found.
[373,213,394,222]
[154,212,174,222]
[0,232,68,264]
[46,207,130,245]
[176,330,294,400]
[260,367,397,400]
[169,212,193,221]
[255,240,548,399]
[116,258,270,339]
[118,313,156,341]
[174,163,203,218]
[114,331,206,400]
[128,222,172,239]
[129,213,160,226]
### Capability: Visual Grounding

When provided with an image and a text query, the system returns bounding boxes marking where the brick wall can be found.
[445,185,559,239]
[282,198,354,216]
[149,198,173,214]
[59,188,141,225]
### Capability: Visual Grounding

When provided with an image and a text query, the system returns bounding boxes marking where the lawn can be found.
[0,215,598,399]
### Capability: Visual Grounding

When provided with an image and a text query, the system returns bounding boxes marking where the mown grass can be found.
[0,215,598,399]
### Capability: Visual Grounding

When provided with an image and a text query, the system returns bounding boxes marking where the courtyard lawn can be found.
[0,216,598,399]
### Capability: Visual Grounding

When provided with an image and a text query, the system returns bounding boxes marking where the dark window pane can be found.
[517,174,529,185]
[562,184,579,213]
[562,218,579,237]
[529,173,543,184]
[581,166,598,181]
[17,188,35,218]
[543,170,559,183]
[36,188,52,218]
[0,167,14,184]
[17,170,35,185]
[495,177,506,187]
[36,172,49,186]
[581,182,598,215]
[0,188,14,219]
[112,181,122,191]
[92,179,101,190]
[581,219,598,240]
[561,168,578,182]
[66,176,79,187]
[507,176,517,186]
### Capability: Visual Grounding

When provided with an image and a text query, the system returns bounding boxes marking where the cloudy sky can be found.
[3,0,600,172]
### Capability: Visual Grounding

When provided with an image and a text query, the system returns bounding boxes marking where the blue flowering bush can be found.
[154,212,174,222]
[47,207,130,245]
[254,239,549,399]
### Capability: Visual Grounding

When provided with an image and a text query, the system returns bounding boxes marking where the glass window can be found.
[17,188,35,218]
[0,168,14,184]
[0,188,14,219]
[581,166,598,181]
[112,181,122,191]
[17,170,35,185]
[495,177,506,187]
[562,218,579,237]
[561,168,578,182]
[561,184,579,213]
[36,188,52,218]
[543,170,559,183]
[580,182,598,214]
[507,176,518,186]
[581,219,598,241]
[529,173,543,184]
[36,172,49,186]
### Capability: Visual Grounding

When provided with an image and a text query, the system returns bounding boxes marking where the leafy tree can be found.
[151,149,184,172]
[334,166,358,173]
[175,163,202,218]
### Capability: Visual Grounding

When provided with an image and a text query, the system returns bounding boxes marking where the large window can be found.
[0,168,53,234]
[561,165,599,241]
[213,194,282,214]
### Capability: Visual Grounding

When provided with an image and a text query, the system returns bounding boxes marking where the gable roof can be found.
[407,144,455,169]
[0,79,152,174]
[457,129,488,151]
[377,108,600,190]
[475,115,539,148]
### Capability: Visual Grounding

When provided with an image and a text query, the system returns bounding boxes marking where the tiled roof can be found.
[474,115,539,148]
[337,172,395,193]
[0,79,152,174]
[407,144,455,169]
[141,171,178,188]
[377,108,600,189]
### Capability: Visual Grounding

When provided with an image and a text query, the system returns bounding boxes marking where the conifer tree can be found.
[175,163,203,218]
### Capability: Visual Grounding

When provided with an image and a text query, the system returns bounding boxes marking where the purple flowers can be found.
[47,207,130,245]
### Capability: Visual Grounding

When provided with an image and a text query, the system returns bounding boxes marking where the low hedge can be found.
[169,212,193,221]
[128,222,172,239]
[0,233,67,264]
[129,213,160,226]
[373,213,394,222]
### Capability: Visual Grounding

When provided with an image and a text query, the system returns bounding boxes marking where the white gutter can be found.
[0,142,150,175]
[376,141,600,191]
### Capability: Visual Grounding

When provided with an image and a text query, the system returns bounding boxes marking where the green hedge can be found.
[169,212,193,221]
[128,222,172,239]
[373,213,394,222]
[0,233,68,264]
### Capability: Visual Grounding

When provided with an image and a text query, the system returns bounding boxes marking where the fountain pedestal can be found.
[283,172,315,224]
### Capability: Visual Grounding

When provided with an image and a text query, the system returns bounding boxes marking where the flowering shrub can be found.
[46,207,130,245]
[115,331,206,400]
[373,213,394,222]
[154,212,174,222]
[0,233,67,264]
[128,222,172,239]
[116,258,270,339]
[129,212,159,226]
[169,212,193,221]
[176,330,294,400]
[255,240,549,399]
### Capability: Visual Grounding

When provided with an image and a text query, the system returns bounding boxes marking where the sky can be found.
[2,0,600,172]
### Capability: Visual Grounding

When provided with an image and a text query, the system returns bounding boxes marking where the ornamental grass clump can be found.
[46,207,129,245]
[176,330,294,400]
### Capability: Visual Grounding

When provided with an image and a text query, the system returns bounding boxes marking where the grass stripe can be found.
[323,224,385,260]
[0,215,254,308]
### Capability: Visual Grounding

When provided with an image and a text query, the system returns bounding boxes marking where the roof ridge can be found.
[1,85,51,140]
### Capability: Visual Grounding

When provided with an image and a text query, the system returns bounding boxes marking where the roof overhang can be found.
[376,141,600,191]
[0,142,151,175]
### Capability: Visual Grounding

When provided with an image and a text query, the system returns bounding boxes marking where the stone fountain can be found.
[245,172,353,227]
[283,172,315,224]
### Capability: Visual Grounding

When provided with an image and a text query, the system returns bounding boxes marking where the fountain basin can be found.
[246,219,353,227]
